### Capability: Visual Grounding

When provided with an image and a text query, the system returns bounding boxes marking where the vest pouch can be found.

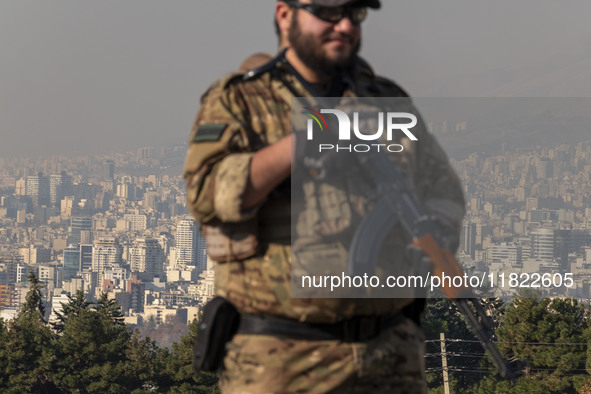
[193,296,240,373]
[201,218,260,262]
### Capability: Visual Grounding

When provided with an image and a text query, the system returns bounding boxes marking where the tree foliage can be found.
[0,283,219,393]
[165,319,220,393]
[424,295,591,393]
[4,279,591,393]
[477,297,589,393]
[423,298,500,392]
[51,289,91,333]
[22,270,46,318]
[0,272,58,393]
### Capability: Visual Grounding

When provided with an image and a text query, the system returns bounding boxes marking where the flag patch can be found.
[193,123,228,143]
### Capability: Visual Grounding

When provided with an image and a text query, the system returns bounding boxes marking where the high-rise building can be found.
[16,263,28,284]
[461,221,477,259]
[103,267,128,289]
[33,206,51,225]
[173,218,207,273]
[0,284,14,309]
[0,257,19,285]
[60,196,74,218]
[68,217,93,245]
[92,237,123,281]
[554,229,572,272]
[535,158,553,179]
[124,214,147,232]
[530,228,555,262]
[38,265,61,292]
[18,246,51,265]
[63,244,81,280]
[196,229,207,274]
[143,192,159,210]
[49,292,70,325]
[80,244,93,271]
[486,243,522,267]
[129,237,165,278]
[525,197,539,211]
[158,233,173,257]
[175,217,198,267]
[116,183,130,199]
[572,230,591,253]
[137,147,153,159]
[26,172,50,207]
[126,276,145,313]
[50,172,72,207]
[528,209,557,224]
[103,160,115,181]
[15,178,26,196]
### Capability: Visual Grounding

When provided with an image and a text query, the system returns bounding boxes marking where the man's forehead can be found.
[282,0,381,9]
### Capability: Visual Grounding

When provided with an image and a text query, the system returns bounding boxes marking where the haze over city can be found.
[2,1,591,158]
[3,3,591,391]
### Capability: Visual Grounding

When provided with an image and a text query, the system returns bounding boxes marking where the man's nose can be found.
[333,15,357,34]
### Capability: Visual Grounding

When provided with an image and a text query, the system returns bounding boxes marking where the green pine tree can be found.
[51,289,91,333]
[22,270,46,318]
[96,292,125,325]
[0,318,8,388]
[3,272,59,393]
[476,297,589,393]
[165,319,220,393]
[54,296,134,393]
[125,330,172,392]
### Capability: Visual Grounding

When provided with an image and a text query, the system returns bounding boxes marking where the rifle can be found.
[349,148,515,380]
[261,49,515,380]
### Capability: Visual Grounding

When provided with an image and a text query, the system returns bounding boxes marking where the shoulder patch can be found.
[192,123,228,143]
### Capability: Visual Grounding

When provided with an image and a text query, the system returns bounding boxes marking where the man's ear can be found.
[275,1,293,47]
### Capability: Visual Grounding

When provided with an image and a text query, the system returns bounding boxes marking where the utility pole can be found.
[440,332,450,394]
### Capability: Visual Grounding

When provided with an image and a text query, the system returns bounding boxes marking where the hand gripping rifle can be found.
[251,49,515,379]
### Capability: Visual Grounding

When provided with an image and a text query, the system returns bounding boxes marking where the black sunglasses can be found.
[283,1,368,25]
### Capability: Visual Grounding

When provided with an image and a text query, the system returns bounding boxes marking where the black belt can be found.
[237,313,405,342]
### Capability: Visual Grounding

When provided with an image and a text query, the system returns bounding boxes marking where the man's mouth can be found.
[324,35,353,46]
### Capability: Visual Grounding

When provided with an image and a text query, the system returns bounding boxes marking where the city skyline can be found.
[2,130,591,307]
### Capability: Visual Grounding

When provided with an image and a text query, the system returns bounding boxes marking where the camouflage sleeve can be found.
[184,77,263,224]
[413,118,466,233]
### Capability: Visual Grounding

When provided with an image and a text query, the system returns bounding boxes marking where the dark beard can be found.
[288,12,360,78]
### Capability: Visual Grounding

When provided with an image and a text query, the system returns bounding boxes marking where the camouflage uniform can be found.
[184,53,465,393]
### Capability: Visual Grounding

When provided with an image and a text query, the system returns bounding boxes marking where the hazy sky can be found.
[2,1,591,158]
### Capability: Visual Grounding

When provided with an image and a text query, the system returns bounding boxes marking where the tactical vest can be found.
[188,52,431,322]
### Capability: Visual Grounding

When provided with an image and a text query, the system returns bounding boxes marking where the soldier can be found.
[184,0,465,392]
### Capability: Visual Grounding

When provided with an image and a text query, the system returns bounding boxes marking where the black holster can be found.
[193,297,240,374]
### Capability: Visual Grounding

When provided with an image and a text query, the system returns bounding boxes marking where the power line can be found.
[426,352,487,358]
[425,338,588,346]
[425,337,590,378]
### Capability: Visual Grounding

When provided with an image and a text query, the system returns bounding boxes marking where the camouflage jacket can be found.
[183,53,465,323]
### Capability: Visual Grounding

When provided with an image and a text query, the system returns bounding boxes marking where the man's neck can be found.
[285,48,332,85]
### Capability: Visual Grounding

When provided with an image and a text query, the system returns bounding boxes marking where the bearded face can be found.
[288,9,361,77]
